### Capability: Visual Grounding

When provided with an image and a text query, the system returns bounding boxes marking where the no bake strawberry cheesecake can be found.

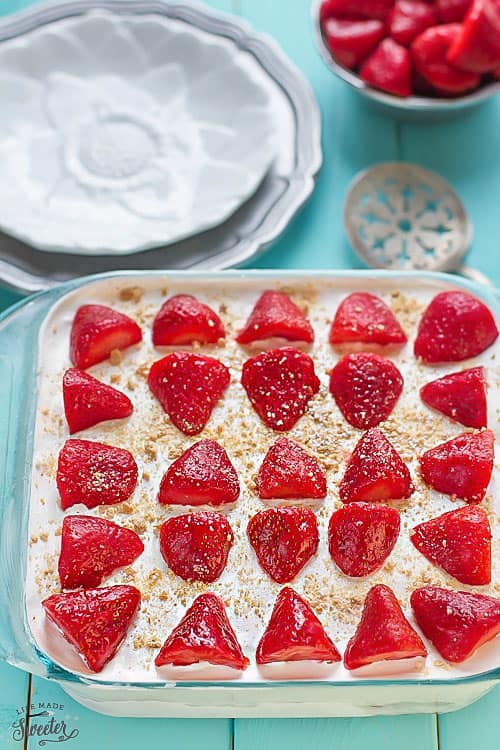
[26,275,500,683]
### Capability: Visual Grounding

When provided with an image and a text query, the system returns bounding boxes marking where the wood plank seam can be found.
[23,674,32,750]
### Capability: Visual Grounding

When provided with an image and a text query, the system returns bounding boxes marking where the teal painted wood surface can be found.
[0,0,499,749]
[0,662,30,749]
[25,678,232,750]
[440,684,500,750]
[235,715,439,750]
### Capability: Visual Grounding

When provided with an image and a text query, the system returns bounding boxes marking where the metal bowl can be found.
[312,0,500,117]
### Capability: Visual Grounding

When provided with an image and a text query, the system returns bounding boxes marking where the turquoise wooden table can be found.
[1,0,500,748]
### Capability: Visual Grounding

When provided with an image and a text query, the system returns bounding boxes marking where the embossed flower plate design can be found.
[0,4,280,256]
[0,0,321,293]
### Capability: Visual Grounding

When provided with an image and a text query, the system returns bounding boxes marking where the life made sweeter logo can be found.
[11,701,79,745]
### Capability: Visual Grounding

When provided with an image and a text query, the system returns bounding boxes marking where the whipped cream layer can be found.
[26,273,500,684]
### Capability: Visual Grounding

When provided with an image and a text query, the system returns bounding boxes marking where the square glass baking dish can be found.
[1,268,499,718]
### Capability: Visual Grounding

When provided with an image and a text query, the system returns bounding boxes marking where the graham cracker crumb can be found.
[110,349,123,366]
[119,286,144,303]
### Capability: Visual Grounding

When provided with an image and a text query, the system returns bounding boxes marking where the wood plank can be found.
[399,98,500,284]
[27,677,232,750]
[234,1,433,743]
[0,663,30,750]
[239,0,400,271]
[439,685,500,750]
[235,715,438,750]
[0,0,41,14]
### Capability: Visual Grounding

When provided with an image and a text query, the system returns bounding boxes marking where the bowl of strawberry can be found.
[315,0,500,114]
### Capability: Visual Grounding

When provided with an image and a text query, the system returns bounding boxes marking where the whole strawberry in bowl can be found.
[314,0,500,115]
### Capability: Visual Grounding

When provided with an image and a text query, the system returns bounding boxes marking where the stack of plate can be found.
[0,0,322,293]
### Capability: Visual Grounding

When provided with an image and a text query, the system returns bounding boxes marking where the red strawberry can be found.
[344,584,427,670]
[57,439,138,510]
[322,18,386,70]
[63,368,133,434]
[329,292,407,348]
[328,503,401,577]
[437,0,472,23]
[236,290,314,345]
[148,352,230,435]
[241,347,320,432]
[256,437,327,500]
[329,352,404,430]
[411,586,500,662]
[494,65,500,78]
[247,506,319,583]
[159,511,234,583]
[152,294,225,346]
[158,440,239,507]
[420,366,488,428]
[447,0,500,73]
[412,25,481,93]
[70,304,142,370]
[360,39,413,97]
[388,1,438,46]
[339,428,414,503]
[58,515,144,589]
[256,587,341,665]
[42,585,140,672]
[320,0,394,21]
[155,593,249,670]
[414,291,498,363]
[411,506,491,585]
[419,429,494,504]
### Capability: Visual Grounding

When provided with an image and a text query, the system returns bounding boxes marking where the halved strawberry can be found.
[152,294,225,346]
[320,0,394,21]
[419,429,494,504]
[256,587,341,665]
[329,292,407,348]
[256,437,327,500]
[388,1,438,47]
[344,584,427,670]
[322,18,386,70]
[437,0,472,23]
[414,290,498,363]
[420,366,487,428]
[329,352,404,430]
[410,506,491,585]
[57,439,138,510]
[247,506,319,583]
[158,440,240,507]
[447,0,500,73]
[412,25,481,93]
[159,511,234,583]
[339,428,414,503]
[70,304,142,370]
[58,515,144,589]
[42,585,140,672]
[155,593,249,670]
[148,352,230,435]
[360,39,413,97]
[236,290,314,345]
[411,586,500,662]
[241,347,320,432]
[63,368,133,434]
[328,502,401,577]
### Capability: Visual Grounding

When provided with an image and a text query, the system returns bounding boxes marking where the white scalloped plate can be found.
[0,9,277,255]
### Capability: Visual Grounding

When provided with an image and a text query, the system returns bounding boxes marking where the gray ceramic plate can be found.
[0,0,322,294]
